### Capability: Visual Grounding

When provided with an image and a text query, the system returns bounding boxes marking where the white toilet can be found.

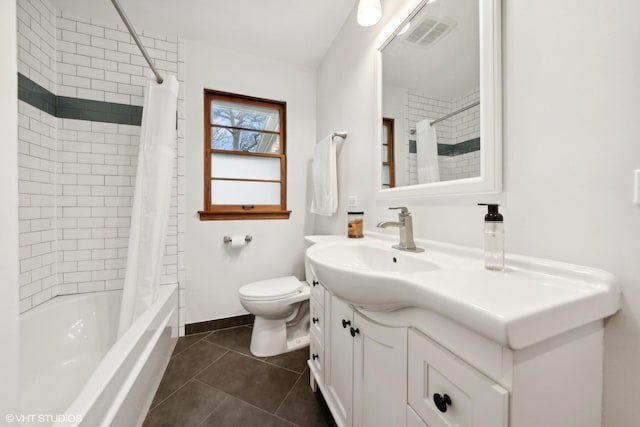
[239,276,310,357]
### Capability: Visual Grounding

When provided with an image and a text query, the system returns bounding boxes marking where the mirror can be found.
[377,0,501,199]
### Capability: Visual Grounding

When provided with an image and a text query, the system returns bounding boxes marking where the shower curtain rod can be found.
[410,100,480,134]
[110,0,164,84]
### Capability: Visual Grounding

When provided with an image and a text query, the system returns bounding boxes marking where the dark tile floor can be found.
[143,326,336,427]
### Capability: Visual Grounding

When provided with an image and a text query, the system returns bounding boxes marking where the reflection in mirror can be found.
[381,0,479,188]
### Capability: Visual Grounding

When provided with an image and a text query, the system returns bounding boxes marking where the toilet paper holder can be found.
[223,235,253,244]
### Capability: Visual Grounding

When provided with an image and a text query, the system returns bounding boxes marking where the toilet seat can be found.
[239,276,303,301]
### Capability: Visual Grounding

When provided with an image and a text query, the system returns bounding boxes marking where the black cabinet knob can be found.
[312,317,319,324]
[312,353,319,360]
[312,280,319,287]
[433,393,452,413]
[350,327,360,337]
[342,319,351,328]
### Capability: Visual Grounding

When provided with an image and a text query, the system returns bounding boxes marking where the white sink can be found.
[317,242,441,274]
[305,237,620,350]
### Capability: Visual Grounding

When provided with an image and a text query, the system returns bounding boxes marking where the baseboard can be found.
[185,314,255,335]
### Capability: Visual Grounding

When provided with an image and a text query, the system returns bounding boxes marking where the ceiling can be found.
[50,0,357,67]
[382,0,479,99]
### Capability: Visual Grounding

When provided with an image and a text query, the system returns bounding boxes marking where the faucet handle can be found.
[389,207,409,215]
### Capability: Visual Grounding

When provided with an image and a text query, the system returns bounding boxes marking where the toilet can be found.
[239,276,310,357]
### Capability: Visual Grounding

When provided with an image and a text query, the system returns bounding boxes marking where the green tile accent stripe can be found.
[450,137,480,156]
[18,73,143,125]
[18,73,56,116]
[409,140,417,154]
[56,96,142,125]
[409,137,480,156]
[437,143,453,156]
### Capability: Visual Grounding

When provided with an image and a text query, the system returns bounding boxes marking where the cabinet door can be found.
[326,295,354,427]
[408,329,508,427]
[352,313,407,427]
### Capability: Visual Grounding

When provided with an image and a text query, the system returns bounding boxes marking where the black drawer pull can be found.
[433,393,452,413]
[312,317,319,324]
[342,319,351,329]
[350,327,360,337]
[312,353,319,360]
[312,280,319,287]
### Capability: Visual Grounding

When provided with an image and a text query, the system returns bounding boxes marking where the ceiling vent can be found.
[403,15,456,49]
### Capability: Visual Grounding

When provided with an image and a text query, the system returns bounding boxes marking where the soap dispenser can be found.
[478,204,504,271]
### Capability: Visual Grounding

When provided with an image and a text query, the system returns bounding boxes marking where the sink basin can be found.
[305,238,620,350]
[319,242,441,274]
[306,241,444,312]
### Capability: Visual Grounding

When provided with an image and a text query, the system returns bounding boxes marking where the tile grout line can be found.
[193,390,229,427]
[170,332,211,358]
[148,348,229,411]
[203,340,307,375]
[194,377,300,427]
[273,368,306,418]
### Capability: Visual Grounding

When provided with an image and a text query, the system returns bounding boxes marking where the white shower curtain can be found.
[117,76,179,337]
[416,118,440,184]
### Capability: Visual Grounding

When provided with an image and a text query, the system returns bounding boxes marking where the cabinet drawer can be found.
[408,329,509,427]
[310,297,324,343]
[407,405,429,427]
[309,273,324,303]
[309,333,324,380]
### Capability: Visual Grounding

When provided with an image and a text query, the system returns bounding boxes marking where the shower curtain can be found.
[416,118,440,184]
[117,76,179,338]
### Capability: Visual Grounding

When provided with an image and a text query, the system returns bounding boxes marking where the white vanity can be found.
[305,234,619,427]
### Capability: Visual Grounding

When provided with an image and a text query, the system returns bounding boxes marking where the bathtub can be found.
[20,285,178,427]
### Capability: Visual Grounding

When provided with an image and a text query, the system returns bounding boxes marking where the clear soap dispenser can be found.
[478,203,504,271]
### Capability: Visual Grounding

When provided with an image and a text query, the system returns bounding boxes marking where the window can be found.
[382,117,395,188]
[199,89,290,220]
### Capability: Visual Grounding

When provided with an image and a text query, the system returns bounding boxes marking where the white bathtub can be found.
[20,285,178,427]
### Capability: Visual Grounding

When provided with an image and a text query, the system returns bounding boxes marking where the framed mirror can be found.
[376,0,501,200]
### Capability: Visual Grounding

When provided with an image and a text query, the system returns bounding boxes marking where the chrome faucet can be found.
[377,207,425,253]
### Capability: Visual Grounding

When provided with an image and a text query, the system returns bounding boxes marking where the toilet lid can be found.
[239,276,303,301]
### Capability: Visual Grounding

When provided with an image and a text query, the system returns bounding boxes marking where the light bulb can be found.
[357,0,382,27]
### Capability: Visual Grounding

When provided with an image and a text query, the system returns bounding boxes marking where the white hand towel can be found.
[310,135,338,216]
[416,119,440,184]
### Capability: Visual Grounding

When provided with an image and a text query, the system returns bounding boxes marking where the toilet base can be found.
[250,316,310,357]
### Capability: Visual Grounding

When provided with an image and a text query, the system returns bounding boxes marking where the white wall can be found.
[185,40,316,324]
[1,0,20,418]
[316,0,640,425]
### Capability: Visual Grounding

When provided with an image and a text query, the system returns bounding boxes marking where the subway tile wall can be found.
[53,11,181,298]
[17,0,186,333]
[17,0,58,313]
[405,89,480,183]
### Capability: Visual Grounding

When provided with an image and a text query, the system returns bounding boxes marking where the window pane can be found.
[211,180,280,205]
[382,164,390,184]
[382,124,389,145]
[211,127,280,153]
[382,145,388,161]
[211,154,280,181]
[211,99,280,132]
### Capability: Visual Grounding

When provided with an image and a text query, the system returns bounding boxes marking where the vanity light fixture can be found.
[357,0,382,27]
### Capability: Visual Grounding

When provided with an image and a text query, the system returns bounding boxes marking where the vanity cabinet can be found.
[326,295,354,426]
[313,294,408,427]
[310,289,604,427]
[352,312,407,427]
[407,329,508,427]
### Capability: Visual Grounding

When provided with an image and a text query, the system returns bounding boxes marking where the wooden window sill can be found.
[198,210,291,221]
